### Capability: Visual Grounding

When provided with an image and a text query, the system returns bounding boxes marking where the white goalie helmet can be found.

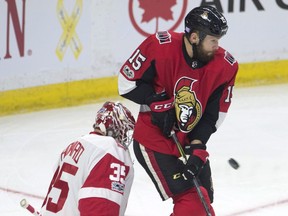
[93,101,135,147]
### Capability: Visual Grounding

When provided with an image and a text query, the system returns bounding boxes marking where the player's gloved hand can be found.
[146,92,176,138]
[181,144,209,178]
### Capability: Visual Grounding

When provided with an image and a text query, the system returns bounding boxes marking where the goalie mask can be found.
[93,101,135,148]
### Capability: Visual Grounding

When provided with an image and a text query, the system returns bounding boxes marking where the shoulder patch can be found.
[156,31,171,44]
[224,51,236,65]
[122,65,135,79]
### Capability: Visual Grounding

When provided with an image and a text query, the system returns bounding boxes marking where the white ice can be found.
[1,84,288,216]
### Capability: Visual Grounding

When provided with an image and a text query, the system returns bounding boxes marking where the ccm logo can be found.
[153,102,173,111]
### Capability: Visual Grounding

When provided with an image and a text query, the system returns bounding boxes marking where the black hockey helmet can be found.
[184,6,228,38]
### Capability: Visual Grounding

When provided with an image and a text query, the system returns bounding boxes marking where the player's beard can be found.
[195,42,215,64]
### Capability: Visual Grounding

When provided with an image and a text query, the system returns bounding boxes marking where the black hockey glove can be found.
[146,92,176,138]
[198,160,214,203]
[180,144,209,178]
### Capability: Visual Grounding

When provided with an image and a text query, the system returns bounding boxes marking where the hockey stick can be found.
[20,199,42,216]
[170,131,212,216]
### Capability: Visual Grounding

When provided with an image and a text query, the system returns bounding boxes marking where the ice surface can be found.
[1,84,288,216]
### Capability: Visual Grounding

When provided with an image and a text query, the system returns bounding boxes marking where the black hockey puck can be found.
[228,158,240,169]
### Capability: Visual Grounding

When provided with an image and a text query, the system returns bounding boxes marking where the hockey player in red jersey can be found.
[118,5,238,216]
[41,101,135,216]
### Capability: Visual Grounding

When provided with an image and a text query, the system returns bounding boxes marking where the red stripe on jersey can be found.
[79,197,119,216]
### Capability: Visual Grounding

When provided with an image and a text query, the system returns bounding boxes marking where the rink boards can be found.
[1,59,288,116]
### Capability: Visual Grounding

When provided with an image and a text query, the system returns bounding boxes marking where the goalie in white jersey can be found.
[41,101,135,216]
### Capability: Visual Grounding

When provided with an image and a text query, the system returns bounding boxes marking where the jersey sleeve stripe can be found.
[215,112,226,129]
[118,73,137,95]
[79,187,123,205]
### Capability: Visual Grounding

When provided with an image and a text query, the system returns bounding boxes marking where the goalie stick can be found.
[170,130,212,216]
[20,199,42,216]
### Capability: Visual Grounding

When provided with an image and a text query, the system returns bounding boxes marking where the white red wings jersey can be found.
[118,31,238,156]
[41,132,134,216]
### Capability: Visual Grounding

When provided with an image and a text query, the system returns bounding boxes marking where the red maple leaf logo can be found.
[129,0,188,37]
[139,0,176,23]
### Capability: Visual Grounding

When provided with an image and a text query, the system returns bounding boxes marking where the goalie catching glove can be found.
[146,92,176,138]
[180,144,209,178]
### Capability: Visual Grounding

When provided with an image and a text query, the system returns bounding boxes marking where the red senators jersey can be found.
[41,132,134,216]
[118,31,238,156]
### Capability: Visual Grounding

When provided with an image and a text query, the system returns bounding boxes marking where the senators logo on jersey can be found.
[174,77,202,133]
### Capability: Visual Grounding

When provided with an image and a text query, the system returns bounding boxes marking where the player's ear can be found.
[189,32,199,45]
